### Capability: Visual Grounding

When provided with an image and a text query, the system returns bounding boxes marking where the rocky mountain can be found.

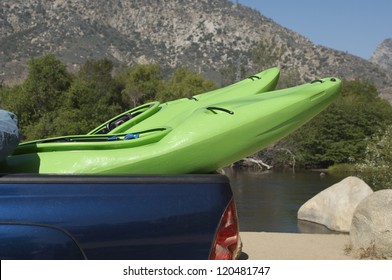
[1,0,392,97]
[370,38,392,102]
[370,38,392,72]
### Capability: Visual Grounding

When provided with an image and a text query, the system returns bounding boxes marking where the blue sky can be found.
[236,0,392,59]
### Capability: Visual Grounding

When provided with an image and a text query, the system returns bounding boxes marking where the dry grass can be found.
[344,242,389,259]
[357,243,387,260]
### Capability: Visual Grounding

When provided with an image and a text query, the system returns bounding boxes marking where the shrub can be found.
[356,126,392,190]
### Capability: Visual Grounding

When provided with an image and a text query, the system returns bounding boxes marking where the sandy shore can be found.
[239,232,353,260]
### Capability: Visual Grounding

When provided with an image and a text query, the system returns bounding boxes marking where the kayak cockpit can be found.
[12,127,172,155]
[87,101,160,135]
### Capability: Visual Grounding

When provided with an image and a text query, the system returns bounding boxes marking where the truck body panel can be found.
[0,174,234,260]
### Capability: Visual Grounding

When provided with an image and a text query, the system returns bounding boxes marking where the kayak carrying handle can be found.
[248,75,261,81]
[207,106,234,115]
[311,79,324,84]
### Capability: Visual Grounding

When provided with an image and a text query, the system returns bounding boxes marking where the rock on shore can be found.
[297,176,373,232]
[350,189,392,259]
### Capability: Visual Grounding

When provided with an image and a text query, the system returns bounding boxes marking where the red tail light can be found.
[209,199,239,260]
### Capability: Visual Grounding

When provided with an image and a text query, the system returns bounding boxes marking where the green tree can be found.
[24,54,72,119]
[53,59,123,135]
[118,64,163,107]
[1,55,72,140]
[0,85,26,115]
[158,67,217,101]
[356,126,392,190]
[78,58,122,103]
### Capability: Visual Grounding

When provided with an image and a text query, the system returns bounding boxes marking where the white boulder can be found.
[297,176,373,232]
[350,189,392,259]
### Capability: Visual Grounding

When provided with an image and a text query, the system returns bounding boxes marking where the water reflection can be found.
[225,169,345,234]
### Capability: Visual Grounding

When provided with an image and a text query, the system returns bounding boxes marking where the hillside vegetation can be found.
[0,55,217,140]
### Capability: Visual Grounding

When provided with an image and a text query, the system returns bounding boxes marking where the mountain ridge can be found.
[370,38,392,72]
[1,0,391,98]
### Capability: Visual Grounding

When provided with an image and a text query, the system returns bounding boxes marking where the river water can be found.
[225,169,346,234]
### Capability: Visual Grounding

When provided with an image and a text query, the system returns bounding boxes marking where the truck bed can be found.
[0,174,237,260]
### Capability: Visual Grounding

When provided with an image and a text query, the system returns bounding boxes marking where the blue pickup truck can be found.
[0,173,239,260]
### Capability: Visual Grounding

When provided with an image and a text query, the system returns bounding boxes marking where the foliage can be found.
[355,126,392,190]
[0,54,72,139]
[52,59,124,135]
[327,163,357,174]
[0,55,218,140]
[24,54,72,116]
[157,67,217,101]
[117,64,163,107]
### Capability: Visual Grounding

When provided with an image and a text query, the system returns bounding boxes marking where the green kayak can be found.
[88,67,280,134]
[2,77,341,174]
